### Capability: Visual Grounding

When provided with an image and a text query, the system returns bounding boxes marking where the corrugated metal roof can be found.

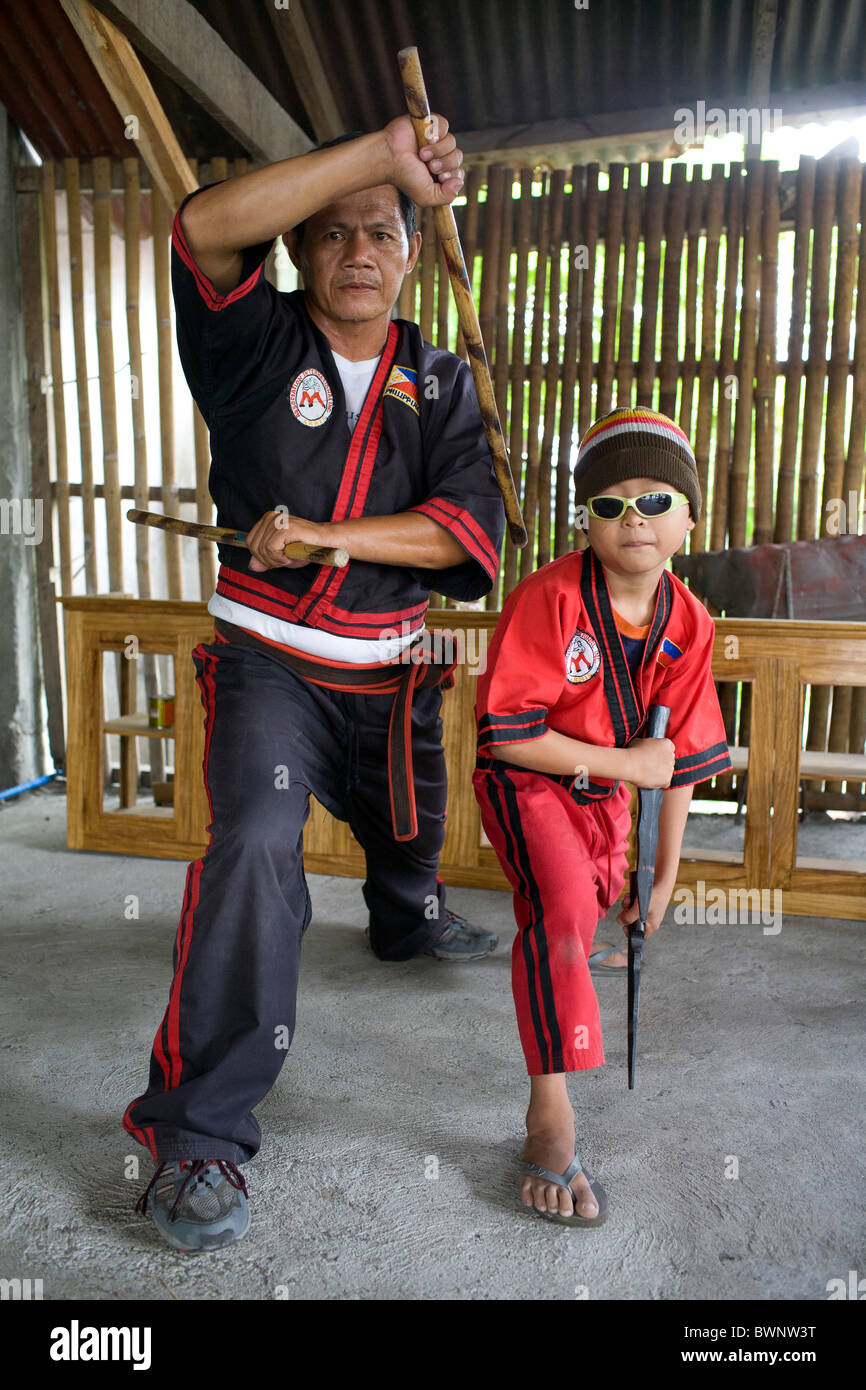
[3,0,865,163]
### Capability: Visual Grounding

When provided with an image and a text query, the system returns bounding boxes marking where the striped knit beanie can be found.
[574,407,701,521]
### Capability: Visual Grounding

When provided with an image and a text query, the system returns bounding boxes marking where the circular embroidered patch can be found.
[289,369,333,427]
[565,629,601,683]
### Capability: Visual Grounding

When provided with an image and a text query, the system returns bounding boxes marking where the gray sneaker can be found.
[422,908,498,961]
[136,1160,250,1253]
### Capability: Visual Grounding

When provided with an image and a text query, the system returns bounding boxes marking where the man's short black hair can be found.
[289,131,417,244]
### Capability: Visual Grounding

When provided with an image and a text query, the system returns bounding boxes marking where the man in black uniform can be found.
[123,114,505,1251]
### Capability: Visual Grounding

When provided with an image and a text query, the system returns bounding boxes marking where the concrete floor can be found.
[1,779,863,1302]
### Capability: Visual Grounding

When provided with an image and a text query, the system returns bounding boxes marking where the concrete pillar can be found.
[0,110,47,789]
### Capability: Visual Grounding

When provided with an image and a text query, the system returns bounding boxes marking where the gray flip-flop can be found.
[519,1154,609,1227]
[589,944,643,977]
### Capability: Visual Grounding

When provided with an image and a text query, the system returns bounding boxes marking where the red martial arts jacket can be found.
[170,187,505,642]
[475,546,733,802]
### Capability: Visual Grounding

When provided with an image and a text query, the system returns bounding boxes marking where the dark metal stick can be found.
[628,703,671,1089]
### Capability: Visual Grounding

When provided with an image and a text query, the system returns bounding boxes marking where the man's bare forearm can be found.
[314,511,467,569]
[181,133,394,263]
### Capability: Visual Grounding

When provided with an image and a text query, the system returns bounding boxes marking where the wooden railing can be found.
[62,599,866,921]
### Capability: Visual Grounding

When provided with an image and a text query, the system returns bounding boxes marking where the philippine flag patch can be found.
[384,365,419,415]
[656,637,683,668]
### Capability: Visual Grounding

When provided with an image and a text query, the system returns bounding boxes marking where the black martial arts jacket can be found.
[171,188,505,641]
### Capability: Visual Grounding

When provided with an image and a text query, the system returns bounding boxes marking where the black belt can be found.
[213,618,457,841]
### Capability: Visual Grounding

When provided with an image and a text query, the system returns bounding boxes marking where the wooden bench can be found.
[61,600,866,920]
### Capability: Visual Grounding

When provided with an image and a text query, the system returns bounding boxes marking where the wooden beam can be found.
[94,0,313,163]
[458,83,866,168]
[266,1,342,143]
[746,0,779,158]
[59,0,196,209]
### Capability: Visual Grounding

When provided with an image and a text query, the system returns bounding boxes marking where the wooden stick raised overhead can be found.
[127,510,349,568]
[397,46,527,549]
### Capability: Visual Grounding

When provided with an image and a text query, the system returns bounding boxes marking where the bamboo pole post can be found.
[152,184,182,599]
[844,168,866,784]
[418,205,436,342]
[658,162,687,421]
[754,160,779,546]
[679,166,704,451]
[488,170,515,606]
[123,155,164,787]
[692,165,724,555]
[728,160,763,550]
[710,164,745,798]
[820,158,861,792]
[436,239,451,350]
[42,162,73,597]
[65,157,98,593]
[93,156,123,591]
[616,162,642,409]
[801,156,835,781]
[637,161,664,408]
[478,164,504,364]
[710,162,744,552]
[555,162,584,558]
[537,168,565,568]
[123,158,151,599]
[17,187,67,769]
[797,157,836,542]
[597,162,624,418]
[774,157,814,542]
[821,158,861,520]
[518,173,551,582]
[493,169,515,427]
[503,168,532,599]
[576,163,599,439]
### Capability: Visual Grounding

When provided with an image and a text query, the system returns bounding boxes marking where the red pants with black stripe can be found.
[473,764,632,1075]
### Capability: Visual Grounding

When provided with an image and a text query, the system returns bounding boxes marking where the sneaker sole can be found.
[151,1212,251,1254]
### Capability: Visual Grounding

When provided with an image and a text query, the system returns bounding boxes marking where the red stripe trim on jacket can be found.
[216,565,429,639]
[172,210,264,312]
[409,497,499,577]
[295,324,399,622]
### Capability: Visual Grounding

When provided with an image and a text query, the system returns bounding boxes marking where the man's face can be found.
[283,186,422,326]
[584,476,695,574]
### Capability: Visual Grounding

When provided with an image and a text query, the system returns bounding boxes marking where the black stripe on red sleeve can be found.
[669,741,733,787]
[477,708,549,749]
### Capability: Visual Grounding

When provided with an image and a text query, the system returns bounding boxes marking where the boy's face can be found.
[584,476,695,575]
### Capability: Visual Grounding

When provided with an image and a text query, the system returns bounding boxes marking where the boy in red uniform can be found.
[473,407,732,1226]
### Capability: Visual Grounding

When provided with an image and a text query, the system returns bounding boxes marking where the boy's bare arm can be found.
[652,783,695,888]
[618,783,695,937]
[486,730,675,787]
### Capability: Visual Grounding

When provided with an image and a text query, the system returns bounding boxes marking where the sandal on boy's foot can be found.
[588,943,635,976]
[136,1159,250,1253]
[518,1154,609,1228]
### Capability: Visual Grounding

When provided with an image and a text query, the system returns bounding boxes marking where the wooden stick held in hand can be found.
[127,509,350,568]
[397,46,527,549]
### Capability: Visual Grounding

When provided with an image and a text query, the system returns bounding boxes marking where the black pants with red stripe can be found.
[122,631,448,1166]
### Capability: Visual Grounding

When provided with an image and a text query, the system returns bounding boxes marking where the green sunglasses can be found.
[587,490,690,520]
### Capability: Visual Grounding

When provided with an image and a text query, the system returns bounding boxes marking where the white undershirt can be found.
[208,349,423,663]
[331,350,380,433]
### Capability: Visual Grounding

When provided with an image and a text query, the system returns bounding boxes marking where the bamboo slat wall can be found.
[21,153,866,806]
